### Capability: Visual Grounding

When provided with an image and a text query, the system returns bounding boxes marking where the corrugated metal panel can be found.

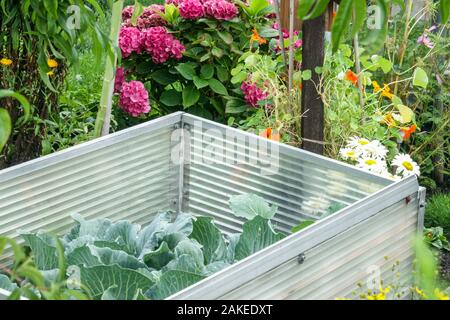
[219,195,418,300]
[182,115,391,234]
[0,113,182,265]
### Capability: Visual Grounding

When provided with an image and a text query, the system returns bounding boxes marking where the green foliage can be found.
[119,0,279,123]
[424,193,450,237]
[424,227,450,252]
[0,90,30,153]
[0,193,286,300]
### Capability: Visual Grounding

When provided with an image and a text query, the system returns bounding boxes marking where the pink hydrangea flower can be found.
[166,0,184,5]
[141,27,185,63]
[204,0,238,20]
[123,5,166,29]
[119,26,142,58]
[179,0,205,20]
[122,6,134,20]
[114,67,125,93]
[119,81,150,117]
[241,81,269,107]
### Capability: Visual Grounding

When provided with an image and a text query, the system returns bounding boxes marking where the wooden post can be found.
[301,13,326,155]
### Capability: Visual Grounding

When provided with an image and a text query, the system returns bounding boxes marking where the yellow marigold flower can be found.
[381,83,393,99]
[47,59,58,68]
[434,289,449,300]
[372,80,381,92]
[0,58,13,66]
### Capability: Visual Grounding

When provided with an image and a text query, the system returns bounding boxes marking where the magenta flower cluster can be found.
[204,0,238,20]
[119,81,150,117]
[179,0,205,20]
[114,67,126,93]
[123,5,166,30]
[119,27,142,58]
[241,81,269,107]
[141,27,185,63]
[271,23,302,52]
[119,25,185,63]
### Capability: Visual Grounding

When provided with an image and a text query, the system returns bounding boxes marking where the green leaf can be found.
[396,105,414,123]
[231,71,247,84]
[182,85,200,108]
[147,270,205,300]
[331,0,353,52]
[0,274,17,292]
[208,78,228,95]
[190,217,227,264]
[305,0,331,20]
[80,265,154,300]
[160,89,182,107]
[234,216,284,260]
[151,70,178,85]
[0,108,11,153]
[175,63,196,80]
[302,70,312,81]
[225,99,247,114]
[413,67,428,89]
[297,0,316,19]
[193,76,209,89]
[43,0,58,18]
[200,64,214,80]
[229,194,278,220]
[142,241,175,270]
[351,0,367,36]
[211,47,224,58]
[217,31,233,45]
[291,220,315,233]
[440,0,449,23]
[21,233,59,270]
[216,66,229,82]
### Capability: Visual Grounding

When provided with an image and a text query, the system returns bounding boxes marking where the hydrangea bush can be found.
[114,0,300,122]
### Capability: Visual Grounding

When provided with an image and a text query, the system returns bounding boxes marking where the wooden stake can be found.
[301,14,326,155]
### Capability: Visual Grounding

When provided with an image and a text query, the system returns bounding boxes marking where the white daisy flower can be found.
[357,157,388,175]
[337,71,345,80]
[392,153,420,177]
[339,147,360,161]
[347,136,371,150]
[360,140,388,159]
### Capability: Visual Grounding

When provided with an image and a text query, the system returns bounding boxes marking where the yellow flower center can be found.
[402,161,413,171]
[365,159,377,166]
[346,151,356,157]
[358,140,369,145]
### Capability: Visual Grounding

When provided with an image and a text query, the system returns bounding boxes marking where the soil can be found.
[440,248,450,286]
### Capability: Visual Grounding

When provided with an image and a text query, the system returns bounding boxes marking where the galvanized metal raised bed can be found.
[0,112,424,300]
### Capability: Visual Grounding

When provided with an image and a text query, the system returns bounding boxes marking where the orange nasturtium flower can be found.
[47,59,58,68]
[400,124,416,141]
[345,70,358,86]
[251,28,267,45]
[372,81,394,99]
[0,58,13,66]
[372,80,382,92]
[260,128,280,142]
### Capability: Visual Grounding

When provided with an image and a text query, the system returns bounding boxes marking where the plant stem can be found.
[352,10,364,108]
[288,0,295,91]
[94,0,124,138]
[272,0,288,71]
[394,0,413,95]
